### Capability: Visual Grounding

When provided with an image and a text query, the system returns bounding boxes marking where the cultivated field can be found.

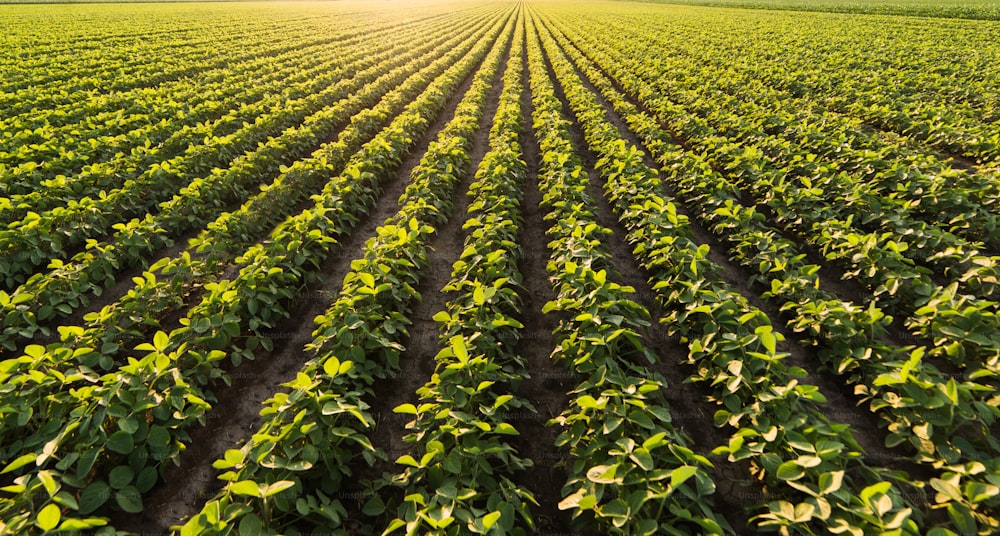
[1,1,999,534]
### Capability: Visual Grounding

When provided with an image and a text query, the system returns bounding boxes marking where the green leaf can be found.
[57,518,108,531]
[442,453,462,474]
[261,480,295,498]
[108,465,134,490]
[224,449,245,466]
[819,470,844,495]
[363,496,385,516]
[899,346,924,383]
[238,514,263,535]
[776,460,806,481]
[636,518,658,535]
[229,480,261,498]
[394,404,417,415]
[323,356,346,377]
[76,449,99,481]
[943,379,959,405]
[965,481,999,503]
[79,481,111,514]
[671,465,698,488]
[757,326,777,354]
[493,394,514,410]
[793,502,815,522]
[119,417,139,434]
[382,519,407,535]
[182,501,220,536]
[135,466,158,494]
[37,503,61,531]
[483,511,501,530]
[436,485,458,500]
[861,481,892,502]
[577,395,598,409]
[873,373,900,386]
[947,503,976,535]
[586,464,617,484]
[147,425,170,449]
[796,455,823,468]
[2,453,36,474]
[494,422,518,435]
[930,478,963,502]
[107,430,134,455]
[116,485,143,513]
[558,488,596,511]
[396,455,419,468]
[451,335,469,363]
[153,331,170,353]
[38,470,58,497]
[52,491,79,511]
[630,448,654,471]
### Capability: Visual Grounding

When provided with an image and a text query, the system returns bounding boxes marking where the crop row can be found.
[636,0,1000,20]
[0,10,511,534]
[0,16,474,292]
[0,1,502,453]
[525,14,731,535]
[0,8,500,449]
[0,8,495,352]
[177,10,516,535]
[0,31,378,215]
[380,16,538,535]
[0,23,386,205]
[528,7,930,534]
[0,11,447,129]
[550,5,1000,429]
[0,7,441,122]
[1,26,304,122]
[577,11,1000,289]
[536,9,1000,534]
[600,4,1000,160]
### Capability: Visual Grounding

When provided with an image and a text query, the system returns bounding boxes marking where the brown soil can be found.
[506,41,581,534]
[945,152,980,173]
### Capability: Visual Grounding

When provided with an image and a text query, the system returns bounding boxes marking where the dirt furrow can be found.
[505,36,578,534]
